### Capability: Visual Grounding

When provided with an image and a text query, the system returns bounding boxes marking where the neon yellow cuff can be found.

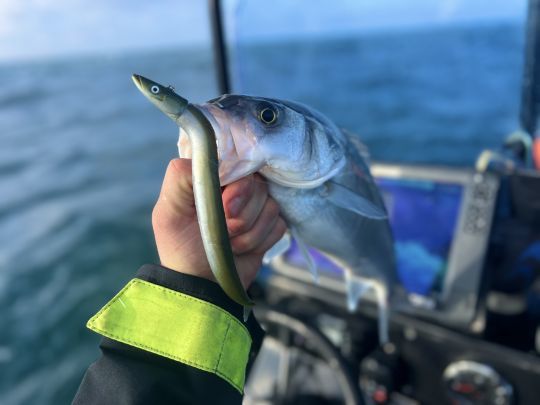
[87,278,252,393]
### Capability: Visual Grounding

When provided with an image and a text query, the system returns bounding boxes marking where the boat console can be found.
[248,163,540,405]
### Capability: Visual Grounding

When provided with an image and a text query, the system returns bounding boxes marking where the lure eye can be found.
[150,85,160,94]
[258,105,278,125]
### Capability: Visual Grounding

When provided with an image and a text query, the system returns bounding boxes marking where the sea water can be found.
[0,22,524,404]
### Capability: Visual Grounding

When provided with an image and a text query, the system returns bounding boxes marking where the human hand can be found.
[152,158,287,289]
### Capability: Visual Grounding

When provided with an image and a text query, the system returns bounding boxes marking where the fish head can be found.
[179,95,347,187]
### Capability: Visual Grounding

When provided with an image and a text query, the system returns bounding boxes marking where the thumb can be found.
[152,158,211,278]
[157,158,195,217]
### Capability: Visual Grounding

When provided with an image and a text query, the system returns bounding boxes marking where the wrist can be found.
[158,256,217,284]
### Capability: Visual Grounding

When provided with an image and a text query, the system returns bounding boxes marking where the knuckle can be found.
[228,217,249,236]
[240,174,255,193]
[232,235,252,253]
[167,159,180,173]
[274,217,287,236]
[254,175,268,193]
[151,199,181,231]
[266,198,280,217]
[279,218,288,233]
[151,203,166,229]
[168,158,190,176]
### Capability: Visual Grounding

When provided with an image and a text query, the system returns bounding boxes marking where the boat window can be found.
[221,0,528,165]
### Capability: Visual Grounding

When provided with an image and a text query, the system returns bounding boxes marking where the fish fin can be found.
[342,128,372,165]
[290,227,319,284]
[243,306,252,322]
[344,273,389,345]
[343,271,370,311]
[263,233,291,265]
[371,281,389,345]
[326,182,387,220]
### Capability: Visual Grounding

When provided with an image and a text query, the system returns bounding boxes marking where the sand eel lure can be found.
[132,74,254,321]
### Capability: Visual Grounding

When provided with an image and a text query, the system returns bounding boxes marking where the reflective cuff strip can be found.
[86,279,251,393]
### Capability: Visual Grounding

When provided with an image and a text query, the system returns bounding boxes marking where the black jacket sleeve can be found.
[73,264,265,405]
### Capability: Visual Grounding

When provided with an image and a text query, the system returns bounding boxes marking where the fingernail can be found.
[228,196,244,217]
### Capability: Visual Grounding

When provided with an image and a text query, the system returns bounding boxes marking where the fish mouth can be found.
[219,160,265,185]
[132,74,152,96]
[182,104,264,185]
[260,155,347,189]
[132,73,163,102]
[131,74,143,90]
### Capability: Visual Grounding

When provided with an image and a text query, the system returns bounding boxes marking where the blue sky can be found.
[0,0,210,62]
[0,0,527,62]
[226,0,527,41]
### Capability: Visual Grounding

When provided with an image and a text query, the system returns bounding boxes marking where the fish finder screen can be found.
[282,178,463,297]
[377,178,463,296]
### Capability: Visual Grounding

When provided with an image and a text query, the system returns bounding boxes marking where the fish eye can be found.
[258,104,278,125]
[150,85,160,94]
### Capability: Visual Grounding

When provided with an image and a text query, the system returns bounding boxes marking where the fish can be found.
[131,74,254,321]
[179,94,397,343]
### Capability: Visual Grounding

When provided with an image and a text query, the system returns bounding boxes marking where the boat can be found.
[207,0,540,403]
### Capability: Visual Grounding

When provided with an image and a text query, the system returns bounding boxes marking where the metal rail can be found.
[256,309,364,405]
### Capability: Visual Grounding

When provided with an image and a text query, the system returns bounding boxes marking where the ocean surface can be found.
[0,22,525,404]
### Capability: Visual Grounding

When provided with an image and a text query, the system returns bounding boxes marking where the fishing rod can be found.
[209,0,231,94]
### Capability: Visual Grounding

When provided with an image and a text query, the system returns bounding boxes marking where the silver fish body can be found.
[180,95,397,342]
[268,135,396,287]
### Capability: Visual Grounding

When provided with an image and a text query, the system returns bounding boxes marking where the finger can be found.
[230,197,280,254]
[152,159,195,226]
[226,175,269,237]
[222,174,255,218]
[159,159,195,208]
[253,217,288,255]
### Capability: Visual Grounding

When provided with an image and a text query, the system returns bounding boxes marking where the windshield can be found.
[222,0,527,166]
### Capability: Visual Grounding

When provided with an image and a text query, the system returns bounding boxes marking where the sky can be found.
[226,0,527,41]
[0,0,211,62]
[0,0,528,63]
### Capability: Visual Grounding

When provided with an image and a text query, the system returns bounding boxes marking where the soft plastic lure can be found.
[132,74,253,321]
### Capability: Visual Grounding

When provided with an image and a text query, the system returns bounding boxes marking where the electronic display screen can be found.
[283,178,464,298]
